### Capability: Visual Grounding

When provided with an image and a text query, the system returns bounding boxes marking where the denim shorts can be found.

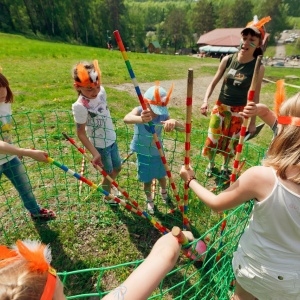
[232,248,300,300]
[137,154,166,183]
[96,142,121,174]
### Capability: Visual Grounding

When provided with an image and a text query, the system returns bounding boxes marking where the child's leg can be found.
[144,181,155,214]
[3,157,40,214]
[230,282,256,300]
[158,176,170,202]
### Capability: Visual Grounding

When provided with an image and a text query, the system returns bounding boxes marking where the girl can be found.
[200,16,271,177]
[0,72,55,221]
[181,92,300,299]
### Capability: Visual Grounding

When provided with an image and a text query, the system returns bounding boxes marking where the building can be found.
[197,28,270,55]
[147,41,161,54]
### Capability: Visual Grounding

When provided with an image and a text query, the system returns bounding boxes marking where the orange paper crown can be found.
[246,16,271,39]
[74,60,101,88]
[274,80,300,127]
[0,240,57,299]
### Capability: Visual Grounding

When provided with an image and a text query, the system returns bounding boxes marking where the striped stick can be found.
[216,56,262,262]
[121,151,134,165]
[230,55,262,183]
[113,30,183,214]
[47,156,169,234]
[62,132,168,233]
[78,150,85,196]
[183,69,193,230]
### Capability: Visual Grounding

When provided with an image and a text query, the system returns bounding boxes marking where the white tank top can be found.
[239,168,300,268]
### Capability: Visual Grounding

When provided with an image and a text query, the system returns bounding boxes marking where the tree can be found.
[163,8,190,53]
[191,0,215,36]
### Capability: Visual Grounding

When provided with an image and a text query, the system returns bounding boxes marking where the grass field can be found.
[1,32,300,299]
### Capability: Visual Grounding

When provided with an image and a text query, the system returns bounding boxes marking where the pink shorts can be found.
[232,249,300,300]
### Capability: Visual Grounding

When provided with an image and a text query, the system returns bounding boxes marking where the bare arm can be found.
[200,56,229,116]
[180,165,274,212]
[0,141,48,163]
[76,123,103,167]
[123,107,152,124]
[161,118,185,132]
[103,231,193,300]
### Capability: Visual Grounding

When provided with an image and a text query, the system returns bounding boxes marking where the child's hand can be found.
[200,102,209,116]
[161,119,176,132]
[240,101,257,118]
[27,149,49,163]
[141,110,152,123]
[180,165,195,182]
[92,153,103,168]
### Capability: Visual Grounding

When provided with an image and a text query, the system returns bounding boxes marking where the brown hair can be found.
[0,260,47,300]
[264,92,300,184]
[241,28,263,57]
[0,73,14,103]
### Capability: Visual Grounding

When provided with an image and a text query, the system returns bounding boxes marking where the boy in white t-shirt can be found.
[71,60,121,204]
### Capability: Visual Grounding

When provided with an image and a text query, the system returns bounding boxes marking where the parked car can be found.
[271,61,285,67]
[284,38,295,43]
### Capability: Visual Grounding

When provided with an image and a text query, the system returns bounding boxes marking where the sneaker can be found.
[111,185,122,197]
[31,208,56,221]
[103,196,118,206]
[146,201,155,215]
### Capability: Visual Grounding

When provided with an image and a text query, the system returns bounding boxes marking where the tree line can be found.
[0,0,296,53]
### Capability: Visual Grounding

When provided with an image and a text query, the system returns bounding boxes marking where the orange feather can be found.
[255,16,271,29]
[16,240,49,272]
[274,79,285,117]
[0,245,18,259]
[76,63,90,84]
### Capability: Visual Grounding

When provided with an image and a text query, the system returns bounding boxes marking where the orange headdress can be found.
[0,240,57,300]
[274,79,300,126]
[74,60,101,88]
[244,15,271,40]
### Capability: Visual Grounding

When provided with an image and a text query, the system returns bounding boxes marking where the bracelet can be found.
[185,176,196,188]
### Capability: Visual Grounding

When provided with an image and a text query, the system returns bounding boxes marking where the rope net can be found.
[0,110,266,299]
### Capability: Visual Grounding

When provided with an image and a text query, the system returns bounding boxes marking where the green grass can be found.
[1,32,300,299]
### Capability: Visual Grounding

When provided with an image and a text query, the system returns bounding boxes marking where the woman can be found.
[201,16,271,177]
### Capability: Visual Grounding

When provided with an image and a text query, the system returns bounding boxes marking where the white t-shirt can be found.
[72,87,116,148]
[0,103,16,165]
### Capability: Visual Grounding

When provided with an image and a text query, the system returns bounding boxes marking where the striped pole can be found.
[113,30,183,214]
[78,149,85,196]
[183,69,193,230]
[216,56,262,262]
[62,132,168,233]
[47,156,169,234]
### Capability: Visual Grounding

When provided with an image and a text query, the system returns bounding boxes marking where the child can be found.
[181,92,300,299]
[0,72,55,221]
[124,82,184,214]
[71,60,122,204]
[0,231,193,300]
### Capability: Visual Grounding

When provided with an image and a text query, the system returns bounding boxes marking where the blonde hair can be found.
[264,92,300,183]
[0,260,47,300]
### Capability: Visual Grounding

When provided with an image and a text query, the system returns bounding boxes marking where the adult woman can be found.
[201,16,271,177]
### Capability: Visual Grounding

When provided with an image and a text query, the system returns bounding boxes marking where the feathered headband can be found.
[0,240,57,300]
[74,60,101,88]
[274,79,300,126]
[143,81,173,107]
[245,16,271,39]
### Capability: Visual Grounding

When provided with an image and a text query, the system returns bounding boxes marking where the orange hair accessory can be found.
[143,81,174,107]
[246,16,271,39]
[274,79,285,117]
[278,116,300,126]
[74,60,101,88]
[0,240,57,299]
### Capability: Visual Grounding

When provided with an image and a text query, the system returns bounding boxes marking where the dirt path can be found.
[108,75,222,110]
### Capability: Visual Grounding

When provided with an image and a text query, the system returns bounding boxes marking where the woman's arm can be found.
[200,56,229,116]
[103,231,193,300]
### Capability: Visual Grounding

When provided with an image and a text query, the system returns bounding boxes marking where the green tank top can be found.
[219,54,258,106]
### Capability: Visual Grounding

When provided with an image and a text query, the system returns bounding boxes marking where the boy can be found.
[71,60,121,204]
[124,82,184,214]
